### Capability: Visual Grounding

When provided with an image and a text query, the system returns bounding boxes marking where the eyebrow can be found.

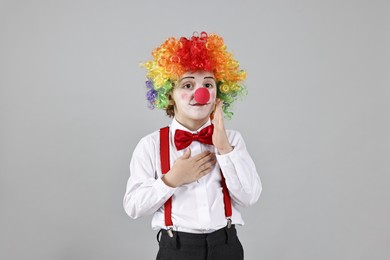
[204,76,216,81]
[178,76,216,83]
[179,76,195,83]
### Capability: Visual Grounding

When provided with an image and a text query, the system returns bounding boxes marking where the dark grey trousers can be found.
[156,225,244,260]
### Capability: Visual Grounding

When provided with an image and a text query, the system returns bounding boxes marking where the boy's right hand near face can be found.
[162,149,216,188]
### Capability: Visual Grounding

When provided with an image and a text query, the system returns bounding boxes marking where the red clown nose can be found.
[194,88,210,105]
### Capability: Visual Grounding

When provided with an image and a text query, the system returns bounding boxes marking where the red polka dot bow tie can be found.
[174,124,214,150]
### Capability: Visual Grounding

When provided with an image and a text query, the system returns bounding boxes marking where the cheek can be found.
[180,93,190,100]
[210,91,216,101]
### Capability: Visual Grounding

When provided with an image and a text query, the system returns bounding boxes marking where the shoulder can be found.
[132,129,161,156]
[137,129,160,147]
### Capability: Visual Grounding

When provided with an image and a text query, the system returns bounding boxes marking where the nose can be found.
[194,88,210,104]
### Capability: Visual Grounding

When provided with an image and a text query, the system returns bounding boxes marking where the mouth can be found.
[190,103,210,106]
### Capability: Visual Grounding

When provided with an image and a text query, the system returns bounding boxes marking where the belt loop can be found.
[156,229,162,243]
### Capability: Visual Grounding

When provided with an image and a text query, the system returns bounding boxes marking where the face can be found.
[171,70,217,128]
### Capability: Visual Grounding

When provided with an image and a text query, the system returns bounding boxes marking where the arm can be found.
[123,133,217,218]
[123,135,176,219]
[212,100,262,207]
[217,131,262,207]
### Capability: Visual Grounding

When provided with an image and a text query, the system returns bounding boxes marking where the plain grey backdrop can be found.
[1,0,389,259]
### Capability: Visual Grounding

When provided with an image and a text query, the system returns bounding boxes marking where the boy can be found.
[124,32,262,260]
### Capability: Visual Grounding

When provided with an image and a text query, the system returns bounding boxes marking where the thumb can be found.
[181,148,191,159]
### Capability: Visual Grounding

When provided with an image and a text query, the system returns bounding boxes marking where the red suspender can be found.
[221,172,233,222]
[159,127,173,227]
[159,126,233,230]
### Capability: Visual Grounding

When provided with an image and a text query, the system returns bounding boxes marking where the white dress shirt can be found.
[123,118,262,233]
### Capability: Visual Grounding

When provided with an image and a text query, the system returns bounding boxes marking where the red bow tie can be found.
[174,125,214,150]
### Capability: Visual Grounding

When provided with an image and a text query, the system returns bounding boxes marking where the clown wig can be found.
[142,32,247,119]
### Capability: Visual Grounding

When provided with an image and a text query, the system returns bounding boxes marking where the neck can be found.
[175,117,209,131]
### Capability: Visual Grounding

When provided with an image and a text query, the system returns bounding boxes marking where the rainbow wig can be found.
[142,32,247,118]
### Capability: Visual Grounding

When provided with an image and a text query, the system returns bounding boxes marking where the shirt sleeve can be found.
[216,130,262,207]
[123,134,176,219]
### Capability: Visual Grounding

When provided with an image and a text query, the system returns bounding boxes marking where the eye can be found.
[204,83,214,88]
[182,83,193,89]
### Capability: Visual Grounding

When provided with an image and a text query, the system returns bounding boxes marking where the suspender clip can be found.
[227,217,232,228]
[167,226,174,238]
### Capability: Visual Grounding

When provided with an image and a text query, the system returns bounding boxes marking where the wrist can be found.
[218,145,233,155]
[161,172,179,188]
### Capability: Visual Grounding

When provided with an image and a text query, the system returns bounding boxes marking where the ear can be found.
[168,93,175,105]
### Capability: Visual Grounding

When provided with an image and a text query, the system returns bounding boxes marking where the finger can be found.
[192,151,212,161]
[214,100,223,125]
[211,100,218,117]
[214,99,220,117]
[196,153,216,166]
[181,148,191,159]
[194,153,215,166]
[193,157,217,181]
[205,159,217,170]
[194,161,216,179]
[212,100,219,122]
[196,170,210,180]
[197,161,216,177]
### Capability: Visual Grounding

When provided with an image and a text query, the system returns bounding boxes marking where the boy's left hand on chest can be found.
[212,99,233,155]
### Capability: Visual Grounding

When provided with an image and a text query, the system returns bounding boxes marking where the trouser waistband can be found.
[157,225,238,249]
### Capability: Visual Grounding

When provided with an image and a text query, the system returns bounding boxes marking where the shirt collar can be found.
[170,117,212,135]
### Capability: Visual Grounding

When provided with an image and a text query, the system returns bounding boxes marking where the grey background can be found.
[1,0,389,259]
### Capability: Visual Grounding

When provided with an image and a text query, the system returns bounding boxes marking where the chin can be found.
[193,114,213,123]
[190,108,213,119]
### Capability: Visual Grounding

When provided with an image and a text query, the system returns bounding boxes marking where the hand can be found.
[162,149,216,188]
[212,99,233,154]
